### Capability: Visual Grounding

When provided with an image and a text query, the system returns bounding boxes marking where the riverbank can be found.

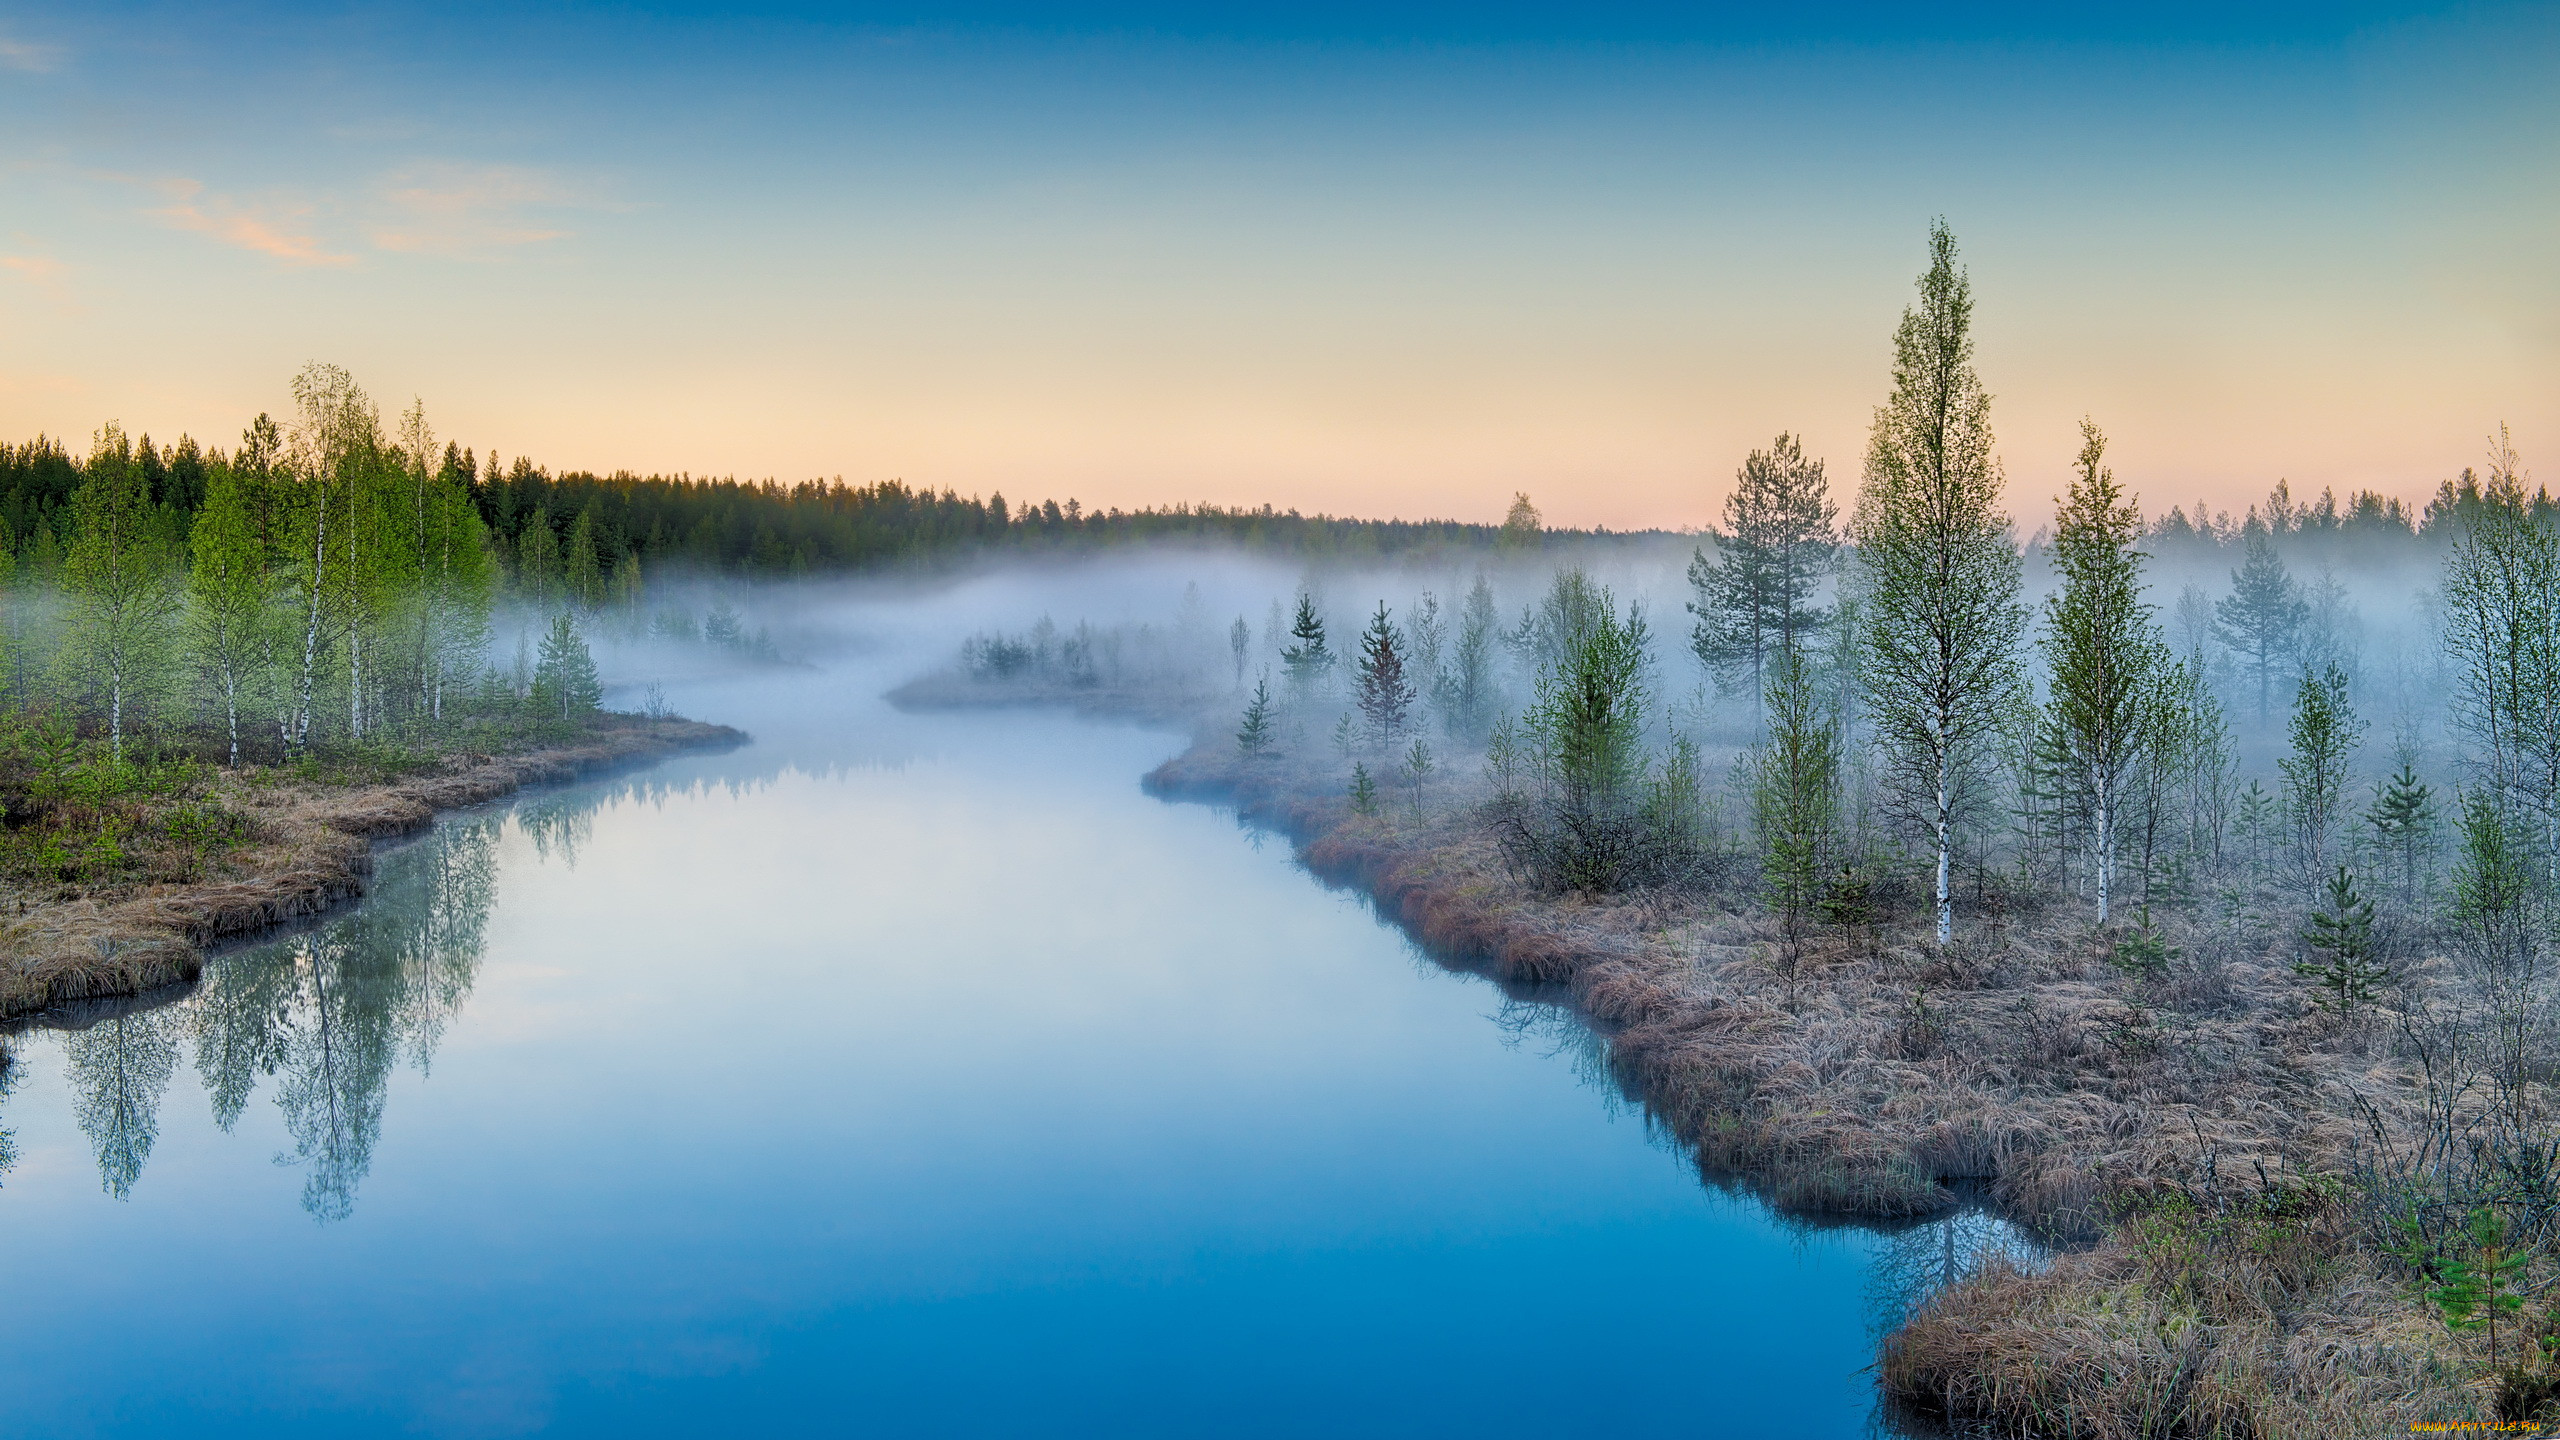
[0,715,743,1023]
[1138,738,2492,1437]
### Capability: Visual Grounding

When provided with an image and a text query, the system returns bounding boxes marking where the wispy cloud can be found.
[147,179,353,267]
[0,31,64,72]
[370,163,577,257]
[0,253,65,285]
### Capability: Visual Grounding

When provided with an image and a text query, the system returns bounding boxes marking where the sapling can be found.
[2295,866,2388,1013]
[1236,674,1276,757]
[1349,762,1378,816]
[1402,737,1433,810]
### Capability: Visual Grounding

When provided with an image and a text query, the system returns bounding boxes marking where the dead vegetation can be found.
[0,715,741,1021]
[1148,741,2543,1437]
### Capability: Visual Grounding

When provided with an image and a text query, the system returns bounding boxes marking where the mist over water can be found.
[0,565,2039,1438]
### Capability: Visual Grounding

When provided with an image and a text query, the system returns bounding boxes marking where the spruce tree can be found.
[1855,220,2027,944]
[2366,760,2437,905]
[1228,615,1250,688]
[1688,431,1836,705]
[2214,531,2306,724]
[1281,592,1330,701]
[1349,761,1378,815]
[2041,420,2168,922]
[531,613,602,719]
[1236,673,1276,757]
[1353,602,1414,740]
[2295,866,2387,1013]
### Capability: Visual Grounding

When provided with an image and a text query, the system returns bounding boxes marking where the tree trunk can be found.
[1935,751,1953,944]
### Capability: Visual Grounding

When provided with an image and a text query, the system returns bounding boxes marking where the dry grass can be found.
[0,716,741,1021]
[1147,740,2518,1436]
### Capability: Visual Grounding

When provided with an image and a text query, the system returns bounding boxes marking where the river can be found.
[0,582,2018,1438]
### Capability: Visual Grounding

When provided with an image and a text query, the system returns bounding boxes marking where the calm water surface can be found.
[0,606,2002,1438]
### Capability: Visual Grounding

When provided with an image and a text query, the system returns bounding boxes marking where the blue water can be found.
[0,626,1975,1439]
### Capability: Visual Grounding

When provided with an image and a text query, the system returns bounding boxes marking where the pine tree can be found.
[2295,866,2387,1012]
[1281,592,1330,701]
[1353,601,1414,741]
[531,613,602,718]
[1236,673,1276,757]
[2215,531,2306,723]
[2041,420,2168,922]
[1688,431,1836,705]
[60,423,176,759]
[1855,220,2027,944]
[2366,760,2437,905]
[2281,665,2363,878]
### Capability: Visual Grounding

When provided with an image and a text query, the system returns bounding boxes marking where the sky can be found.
[1,2,2554,530]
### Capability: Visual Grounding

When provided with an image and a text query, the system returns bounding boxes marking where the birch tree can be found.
[60,423,177,759]
[1856,221,2027,944]
[188,460,276,765]
[2041,420,2167,921]
[2441,428,2560,887]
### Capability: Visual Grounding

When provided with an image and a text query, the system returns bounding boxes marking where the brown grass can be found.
[0,716,741,1021]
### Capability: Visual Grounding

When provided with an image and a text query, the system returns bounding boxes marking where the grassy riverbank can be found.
[1140,736,2506,1438]
[0,713,742,1022]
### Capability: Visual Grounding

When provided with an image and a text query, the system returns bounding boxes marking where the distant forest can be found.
[0,428,1626,578]
[3,420,2543,588]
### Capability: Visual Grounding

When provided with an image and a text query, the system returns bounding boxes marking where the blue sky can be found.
[1,2,2552,526]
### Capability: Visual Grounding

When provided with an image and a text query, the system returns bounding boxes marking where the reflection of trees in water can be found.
[137,814,506,1219]
[64,1006,184,1199]
[1490,996,1643,1125]
[1859,1205,2050,1338]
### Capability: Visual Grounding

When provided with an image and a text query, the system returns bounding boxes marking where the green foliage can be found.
[1353,601,1413,740]
[1498,492,1541,550]
[530,614,602,719]
[2041,420,2169,921]
[1751,649,1839,938]
[2110,906,2180,981]
[1688,431,1836,702]
[2365,760,2437,903]
[1441,574,1500,738]
[1235,673,1276,757]
[59,422,178,758]
[1524,585,1648,810]
[2295,866,2389,1012]
[2450,789,2540,982]
[2280,665,2363,877]
[1349,761,1378,815]
[1282,592,1331,699]
[2214,532,2306,723]
[1855,220,2027,943]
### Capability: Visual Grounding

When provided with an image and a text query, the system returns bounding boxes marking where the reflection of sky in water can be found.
[0,635,2031,1438]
